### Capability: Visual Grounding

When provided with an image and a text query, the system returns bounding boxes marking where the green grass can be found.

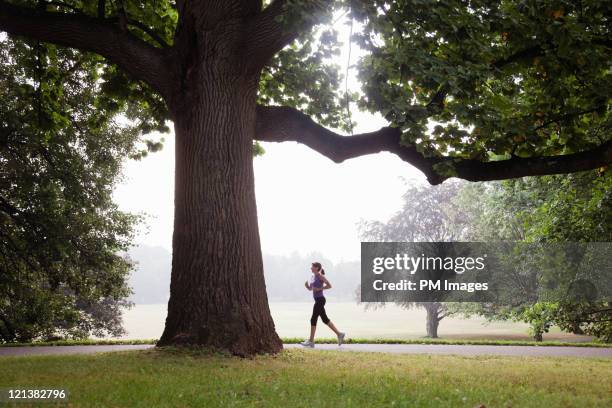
[2,337,610,348]
[1,348,610,407]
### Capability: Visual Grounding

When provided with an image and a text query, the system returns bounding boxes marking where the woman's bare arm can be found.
[320,274,332,290]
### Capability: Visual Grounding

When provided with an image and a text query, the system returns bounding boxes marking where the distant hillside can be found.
[127,245,360,304]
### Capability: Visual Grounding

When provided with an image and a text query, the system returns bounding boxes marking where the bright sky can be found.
[112,16,426,263]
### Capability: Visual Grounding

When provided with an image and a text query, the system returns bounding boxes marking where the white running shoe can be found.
[338,332,346,346]
[300,340,315,348]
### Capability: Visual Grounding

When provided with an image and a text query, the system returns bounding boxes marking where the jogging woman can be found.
[300,262,346,348]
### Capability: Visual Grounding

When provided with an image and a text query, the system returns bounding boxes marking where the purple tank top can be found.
[312,274,324,299]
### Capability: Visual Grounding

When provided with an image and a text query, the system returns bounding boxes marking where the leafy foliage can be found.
[352,0,611,161]
[35,0,178,48]
[258,25,352,131]
[457,171,611,341]
[15,0,173,137]
[0,36,158,341]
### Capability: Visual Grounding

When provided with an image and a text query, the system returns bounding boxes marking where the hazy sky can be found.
[113,16,426,263]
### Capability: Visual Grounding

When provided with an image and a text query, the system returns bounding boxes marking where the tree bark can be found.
[156,28,282,354]
[533,330,543,342]
[424,303,440,338]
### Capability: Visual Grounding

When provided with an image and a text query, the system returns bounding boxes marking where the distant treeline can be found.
[128,246,359,304]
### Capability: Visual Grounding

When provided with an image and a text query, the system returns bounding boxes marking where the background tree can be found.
[359,181,469,338]
[0,35,163,342]
[509,172,611,341]
[457,171,612,341]
[0,0,609,354]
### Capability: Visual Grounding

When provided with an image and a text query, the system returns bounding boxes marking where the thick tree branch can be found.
[0,1,172,99]
[128,20,169,48]
[245,0,331,71]
[255,105,612,184]
[449,144,611,183]
[425,84,449,115]
[492,44,545,69]
[255,105,443,182]
[104,16,170,48]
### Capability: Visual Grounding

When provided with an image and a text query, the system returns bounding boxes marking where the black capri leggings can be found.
[310,297,330,326]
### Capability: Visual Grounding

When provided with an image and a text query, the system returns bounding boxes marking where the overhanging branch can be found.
[0,1,171,98]
[450,145,611,182]
[255,105,444,183]
[255,105,612,184]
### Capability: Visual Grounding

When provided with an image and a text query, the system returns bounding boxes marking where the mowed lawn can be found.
[1,348,610,407]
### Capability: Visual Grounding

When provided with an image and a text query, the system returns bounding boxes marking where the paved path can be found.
[0,345,153,357]
[1,344,610,358]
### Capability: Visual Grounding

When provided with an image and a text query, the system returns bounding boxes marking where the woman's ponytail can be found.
[312,262,325,274]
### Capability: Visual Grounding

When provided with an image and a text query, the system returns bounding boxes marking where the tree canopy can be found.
[354,1,610,161]
[0,0,609,184]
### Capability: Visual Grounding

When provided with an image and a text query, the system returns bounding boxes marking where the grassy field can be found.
[123,302,598,342]
[1,348,610,407]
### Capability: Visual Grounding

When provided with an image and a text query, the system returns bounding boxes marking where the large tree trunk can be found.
[157,30,282,355]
